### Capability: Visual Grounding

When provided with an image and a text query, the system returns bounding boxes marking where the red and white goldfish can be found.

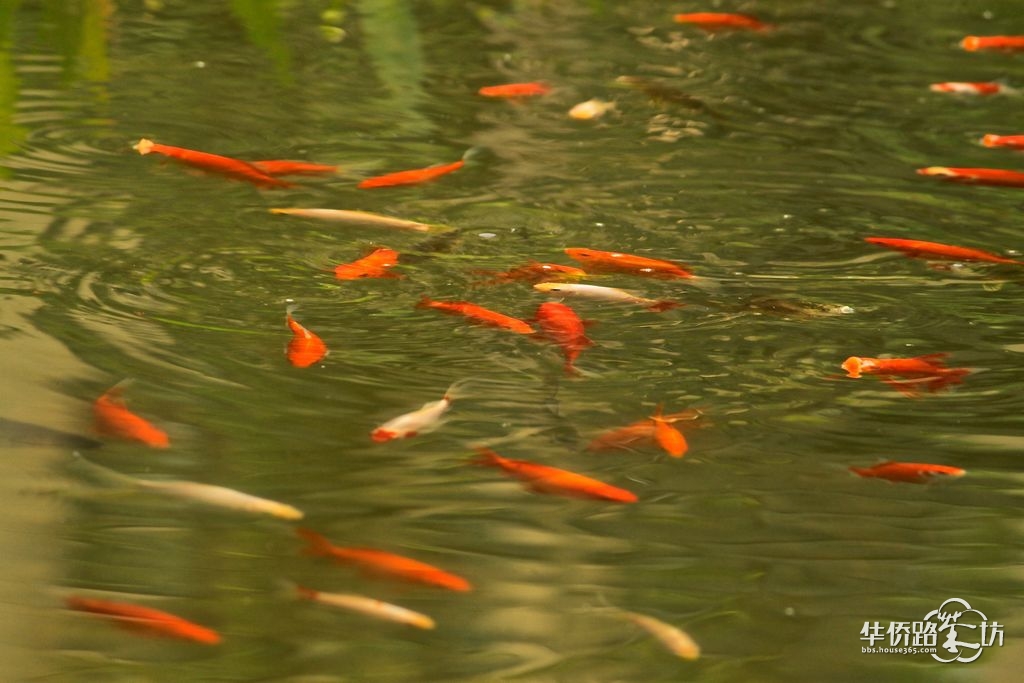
[564,248,695,279]
[622,611,700,660]
[269,208,432,232]
[478,82,551,98]
[980,134,1024,150]
[864,237,1023,265]
[472,447,637,503]
[842,354,969,395]
[849,461,966,484]
[65,595,221,645]
[960,35,1024,52]
[586,409,702,453]
[533,282,680,312]
[132,138,292,189]
[917,166,1024,188]
[93,383,169,448]
[249,160,338,176]
[673,12,771,32]
[929,82,1007,95]
[417,296,535,334]
[358,158,464,189]
[285,307,328,368]
[476,262,588,284]
[533,302,592,375]
[371,382,462,442]
[334,247,401,280]
[292,584,435,629]
[296,528,471,591]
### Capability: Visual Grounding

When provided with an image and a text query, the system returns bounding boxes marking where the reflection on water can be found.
[1,0,1023,681]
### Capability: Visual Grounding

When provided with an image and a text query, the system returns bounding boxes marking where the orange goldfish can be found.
[929,82,1007,95]
[478,82,551,98]
[250,160,338,176]
[586,409,702,452]
[476,262,588,284]
[564,247,695,279]
[849,461,965,484]
[93,384,169,448]
[417,296,535,334]
[132,138,292,189]
[533,302,592,375]
[334,247,401,280]
[673,12,771,32]
[651,405,687,458]
[842,354,969,395]
[370,382,461,442]
[65,595,221,645]
[864,237,1023,265]
[293,584,435,629]
[472,447,637,503]
[960,35,1024,52]
[296,528,471,591]
[285,306,328,368]
[358,159,464,189]
[980,134,1024,149]
[917,166,1024,187]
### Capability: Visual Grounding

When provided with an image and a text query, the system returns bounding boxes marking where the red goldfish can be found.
[586,409,701,454]
[132,138,292,189]
[250,160,338,176]
[673,12,771,32]
[417,296,534,334]
[358,159,464,189]
[65,595,221,645]
[334,247,401,280]
[864,237,1023,265]
[533,302,592,375]
[960,35,1024,52]
[296,528,471,591]
[478,82,551,98]
[93,384,169,448]
[476,262,588,284]
[370,382,460,442]
[564,248,695,279]
[842,354,969,395]
[472,447,637,503]
[849,461,965,484]
[917,166,1024,187]
[651,404,687,458]
[981,134,1024,149]
[285,307,328,368]
[929,82,1007,95]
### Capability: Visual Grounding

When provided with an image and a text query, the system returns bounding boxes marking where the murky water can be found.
[2,1,1022,681]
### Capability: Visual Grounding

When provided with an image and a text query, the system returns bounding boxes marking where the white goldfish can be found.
[623,611,700,660]
[294,584,435,629]
[269,208,432,232]
[533,282,679,312]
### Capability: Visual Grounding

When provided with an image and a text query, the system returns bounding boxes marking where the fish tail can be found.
[461,146,487,164]
[647,300,681,312]
[295,527,334,557]
[292,583,318,601]
[471,447,503,467]
[443,378,473,402]
[848,466,869,477]
[651,403,665,421]
[70,453,140,488]
[415,295,434,309]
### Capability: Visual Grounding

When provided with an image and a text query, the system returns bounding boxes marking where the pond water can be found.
[1,1,1022,681]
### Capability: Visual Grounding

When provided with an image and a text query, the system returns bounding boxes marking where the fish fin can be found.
[650,403,665,422]
[913,352,949,364]
[295,527,334,557]
[647,300,682,312]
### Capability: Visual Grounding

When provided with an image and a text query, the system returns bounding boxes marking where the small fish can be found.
[472,447,637,503]
[478,82,551,98]
[980,134,1024,149]
[249,160,338,176]
[622,611,700,660]
[477,262,588,284]
[841,354,969,394]
[615,76,712,113]
[849,461,966,484]
[533,302,592,375]
[586,410,702,452]
[285,306,328,368]
[533,282,680,312]
[673,12,771,32]
[417,296,535,334]
[569,98,617,120]
[371,381,462,442]
[334,247,401,280]
[651,404,687,458]
[917,166,1024,188]
[132,138,292,188]
[269,208,432,232]
[65,595,221,645]
[358,158,464,189]
[565,248,695,279]
[93,383,169,448]
[960,35,1024,52]
[296,528,471,591]
[864,237,1023,265]
[929,81,1007,95]
[293,584,435,630]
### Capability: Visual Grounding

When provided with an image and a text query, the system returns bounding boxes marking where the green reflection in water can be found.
[0,0,26,162]
[230,0,292,83]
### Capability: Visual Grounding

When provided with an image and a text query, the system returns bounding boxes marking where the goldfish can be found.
[476,262,588,284]
[472,447,637,503]
[334,247,401,280]
[929,82,1007,95]
[93,383,169,448]
[65,595,221,645]
[533,282,680,312]
[417,296,535,334]
[917,166,1024,188]
[650,404,687,458]
[285,306,328,368]
[849,461,966,484]
[842,354,969,395]
[673,12,771,32]
[980,134,1024,149]
[960,35,1024,52]
[478,82,551,98]
[292,584,435,629]
[296,528,471,591]
[358,158,464,189]
[249,160,338,176]
[864,237,1023,265]
[615,76,713,113]
[569,98,617,120]
[269,208,432,232]
[622,611,700,660]
[533,302,592,375]
[586,409,702,452]
[564,248,695,279]
[132,138,292,189]
[371,381,462,442]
